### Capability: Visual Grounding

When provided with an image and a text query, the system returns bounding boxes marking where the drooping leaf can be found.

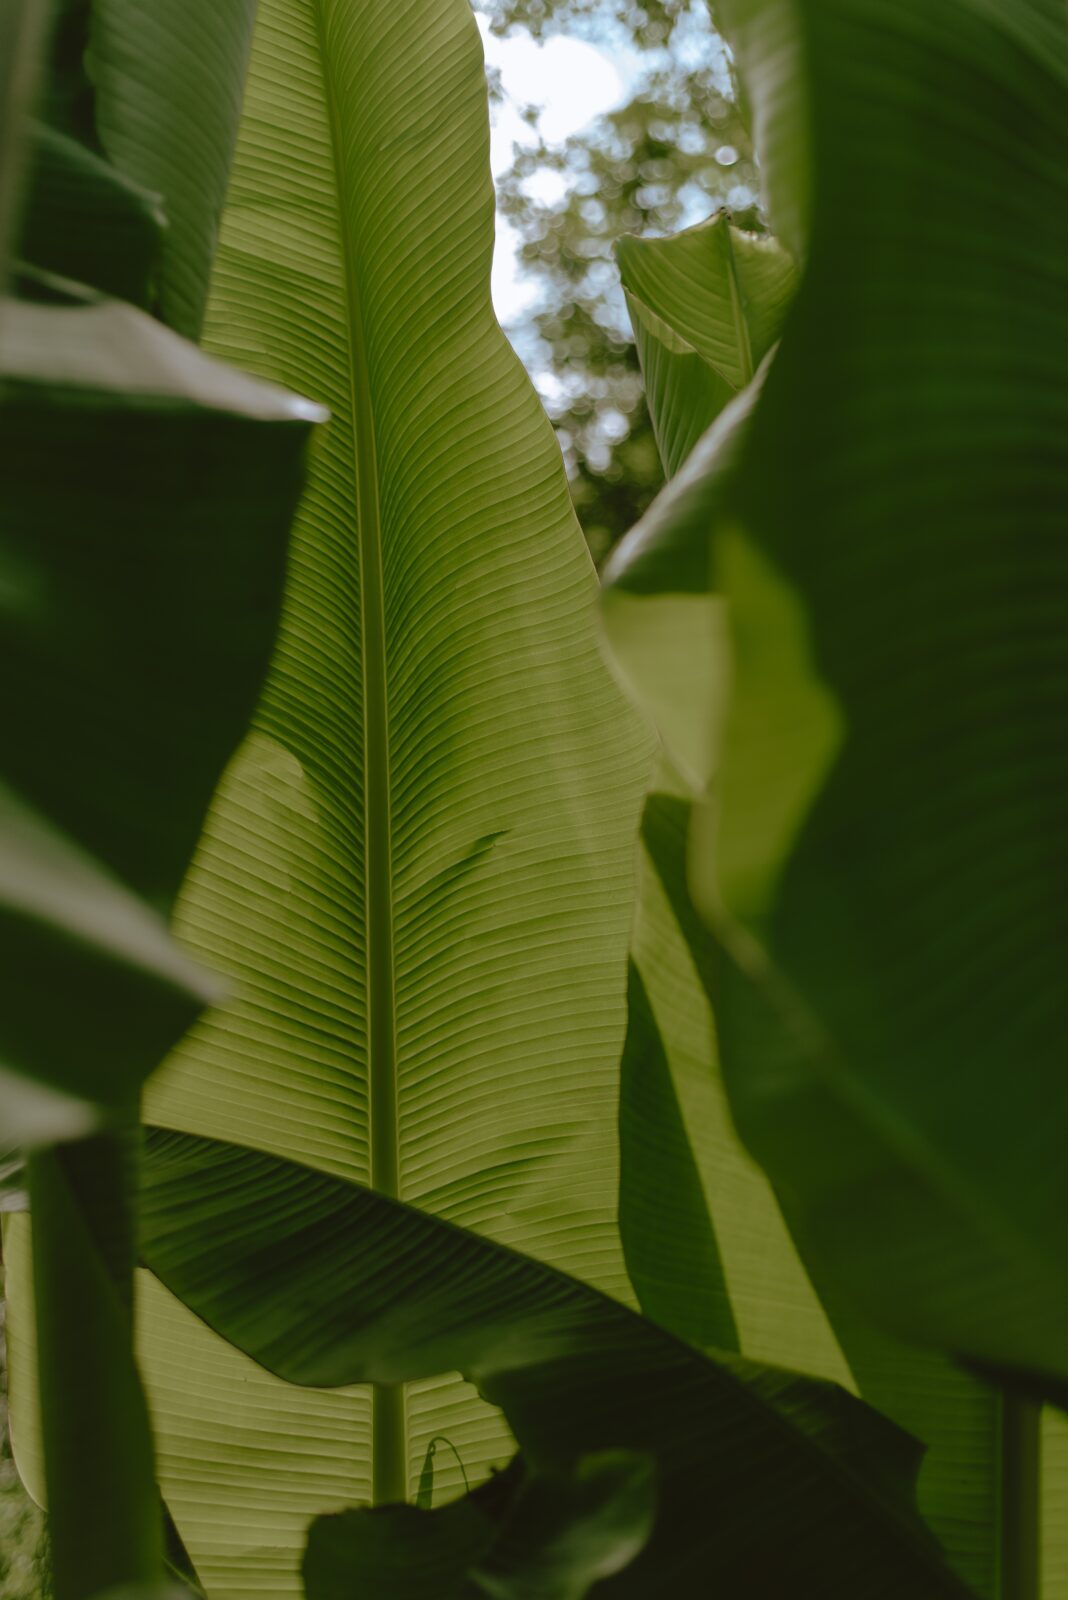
[127,1,651,1589]
[607,218,1011,1592]
[138,1127,974,1599]
[0,295,320,1140]
[0,285,320,1594]
[617,215,797,455]
[303,1452,655,1600]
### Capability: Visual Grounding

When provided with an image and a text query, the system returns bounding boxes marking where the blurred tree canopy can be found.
[483,2,761,560]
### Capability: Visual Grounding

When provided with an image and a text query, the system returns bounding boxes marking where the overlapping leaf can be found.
[18,120,165,305]
[35,0,259,334]
[0,296,320,1142]
[718,0,1068,1401]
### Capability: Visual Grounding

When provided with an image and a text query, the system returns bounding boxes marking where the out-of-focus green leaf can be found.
[303,1452,654,1600]
[0,778,215,1145]
[711,0,810,255]
[1044,1411,1068,1594]
[710,0,1068,1401]
[138,1127,975,1599]
[604,0,1068,1436]
[608,220,839,1372]
[129,2,650,1589]
[18,120,165,305]
[0,295,321,1140]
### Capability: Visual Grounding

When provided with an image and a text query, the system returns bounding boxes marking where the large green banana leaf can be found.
[601,0,1068,1584]
[135,1126,977,1598]
[77,0,653,1591]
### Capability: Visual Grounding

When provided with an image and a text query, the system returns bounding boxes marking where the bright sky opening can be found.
[474,13,635,321]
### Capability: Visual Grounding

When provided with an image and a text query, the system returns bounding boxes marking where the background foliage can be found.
[485,0,758,559]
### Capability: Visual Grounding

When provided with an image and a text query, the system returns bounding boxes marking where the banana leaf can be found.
[62,0,655,1590]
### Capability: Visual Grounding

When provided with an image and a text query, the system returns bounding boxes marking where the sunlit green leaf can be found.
[111,1,652,1590]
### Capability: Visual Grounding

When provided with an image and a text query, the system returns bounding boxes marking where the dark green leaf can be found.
[18,120,165,305]
[303,1452,654,1600]
[0,295,321,1138]
[0,0,47,275]
[77,0,258,335]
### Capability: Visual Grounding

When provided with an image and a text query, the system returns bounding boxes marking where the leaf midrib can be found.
[721,225,754,388]
[314,0,404,1504]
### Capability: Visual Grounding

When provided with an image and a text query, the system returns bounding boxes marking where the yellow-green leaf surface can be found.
[139,3,650,1592]
[1044,1412,1068,1595]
